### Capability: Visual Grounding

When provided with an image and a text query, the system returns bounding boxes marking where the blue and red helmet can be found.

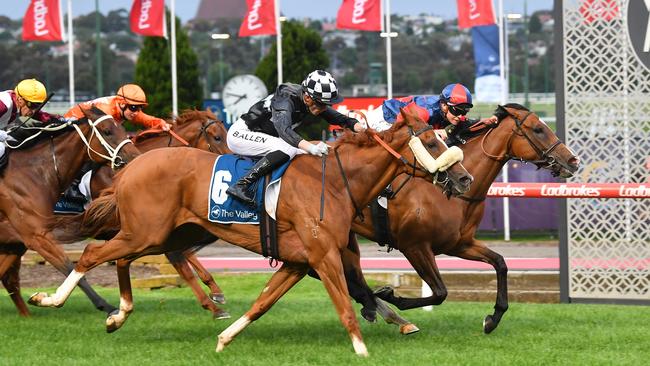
[440,83,473,108]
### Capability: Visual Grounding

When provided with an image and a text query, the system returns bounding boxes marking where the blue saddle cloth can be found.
[208,154,290,224]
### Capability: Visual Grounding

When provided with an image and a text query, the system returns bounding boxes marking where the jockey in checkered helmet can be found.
[224,69,365,206]
[301,70,344,106]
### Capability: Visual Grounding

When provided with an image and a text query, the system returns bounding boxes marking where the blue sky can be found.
[4,1,553,24]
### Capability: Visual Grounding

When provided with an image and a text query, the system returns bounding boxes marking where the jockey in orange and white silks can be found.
[361,83,498,140]
[0,79,59,130]
[225,70,365,205]
[64,83,172,131]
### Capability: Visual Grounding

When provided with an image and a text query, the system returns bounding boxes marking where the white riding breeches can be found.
[227,118,304,158]
[355,107,393,132]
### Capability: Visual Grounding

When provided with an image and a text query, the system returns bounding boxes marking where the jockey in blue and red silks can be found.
[365,83,498,140]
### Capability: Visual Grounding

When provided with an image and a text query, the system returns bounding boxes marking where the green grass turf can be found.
[2,273,648,365]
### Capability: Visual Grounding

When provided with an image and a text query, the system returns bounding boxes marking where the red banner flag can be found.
[130,0,166,37]
[336,0,382,31]
[457,0,496,29]
[579,0,619,23]
[239,0,277,37]
[22,0,63,42]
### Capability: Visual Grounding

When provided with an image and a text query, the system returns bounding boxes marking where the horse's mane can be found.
[334,118,408,148]
[172,109,218,127]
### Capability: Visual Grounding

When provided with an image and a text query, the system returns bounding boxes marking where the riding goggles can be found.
[448,105,470,117]
[127,104,143,112]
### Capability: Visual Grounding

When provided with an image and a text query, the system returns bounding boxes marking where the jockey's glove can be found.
[307,141,329,157]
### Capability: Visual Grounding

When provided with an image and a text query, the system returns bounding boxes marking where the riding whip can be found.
[320,129,327,221]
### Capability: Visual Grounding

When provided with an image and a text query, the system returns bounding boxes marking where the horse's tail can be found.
[50,187,120,243]
[81,188,120,238]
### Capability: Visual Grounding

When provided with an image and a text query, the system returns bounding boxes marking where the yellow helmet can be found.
[15,78,47,103]
[116,84,148,105]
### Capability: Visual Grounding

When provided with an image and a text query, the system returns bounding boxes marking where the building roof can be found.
[195,0,247,21]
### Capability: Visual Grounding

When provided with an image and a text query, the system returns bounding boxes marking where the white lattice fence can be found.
[563,0,650,301]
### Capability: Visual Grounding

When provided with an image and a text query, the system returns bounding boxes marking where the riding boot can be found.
[226,150,290,206]
[63,161,94,203]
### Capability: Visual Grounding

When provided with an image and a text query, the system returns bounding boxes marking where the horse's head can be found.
[174,109,231,154]
[79,106,140,169]
[492,104,580,178]
[391,106,473,195]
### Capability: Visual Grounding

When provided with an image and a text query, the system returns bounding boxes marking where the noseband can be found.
[194,119,220,153]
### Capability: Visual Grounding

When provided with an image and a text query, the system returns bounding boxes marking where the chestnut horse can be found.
[0,109,231,317]
[343,103,580,334]
[0,107,139,316]
[30,110,472,356]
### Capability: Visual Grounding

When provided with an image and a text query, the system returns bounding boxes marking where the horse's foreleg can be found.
[0,248,30,317]
[106,258,134,333]
[165,251,230,319]
[313,249,368,357]
[216,263,308,353]
[451,242,508,334]
[374,246,448,310]
[184,251,226,305]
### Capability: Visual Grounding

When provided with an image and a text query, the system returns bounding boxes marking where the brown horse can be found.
[30,109,472,356]
[0,109,231,317]
[0,107,139,316]
[343,103,580,334]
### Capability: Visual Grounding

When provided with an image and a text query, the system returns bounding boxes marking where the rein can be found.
[71,115,133,170]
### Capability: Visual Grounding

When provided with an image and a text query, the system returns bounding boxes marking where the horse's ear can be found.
[493,105,509,122]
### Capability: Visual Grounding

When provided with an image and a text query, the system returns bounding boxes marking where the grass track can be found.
[1,273,648,365]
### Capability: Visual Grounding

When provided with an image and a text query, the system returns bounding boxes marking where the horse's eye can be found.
[427,142,437,149]
[214,136,222,142]
[103,129,113,136]
[533,127,544,134]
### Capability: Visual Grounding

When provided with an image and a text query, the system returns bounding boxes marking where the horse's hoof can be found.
[210,293,226,305]
[101,305,118,315]
[373,286,395,300]
[483,315,497,334]
[400,323,420,335]
[213,309,231,320]
[216,336,229,352]
[106,309,122,334]
[360,307,377,323]
[27,292,46,306]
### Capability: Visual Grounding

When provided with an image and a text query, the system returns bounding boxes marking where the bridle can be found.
[481,109,563,174]
[194,119,221,153]
[333,124,449,221]
[72,115,133,170]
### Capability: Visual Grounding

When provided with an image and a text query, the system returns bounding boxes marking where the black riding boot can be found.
[226,151,290,206]
[63,161,94,203]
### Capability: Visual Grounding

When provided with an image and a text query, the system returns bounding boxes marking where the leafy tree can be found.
[255,20,329,90]
[134,11,202,119]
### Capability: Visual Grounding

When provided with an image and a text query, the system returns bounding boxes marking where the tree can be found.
[255,20,329,90]
[134,11,202,119]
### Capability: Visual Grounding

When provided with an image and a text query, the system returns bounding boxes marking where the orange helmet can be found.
[116,84,148,105]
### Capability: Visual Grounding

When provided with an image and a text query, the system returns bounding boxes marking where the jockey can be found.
[0,79,60,131]
[64,83,172,131]
[62,83,172,203]
[226,69,365,205]
[368,83,498,139]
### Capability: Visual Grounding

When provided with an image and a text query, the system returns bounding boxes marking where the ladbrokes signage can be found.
[627,0,650,71]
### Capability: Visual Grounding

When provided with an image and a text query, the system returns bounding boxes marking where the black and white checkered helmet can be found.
[301,70,343,105]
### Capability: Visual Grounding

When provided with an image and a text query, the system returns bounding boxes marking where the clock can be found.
[222,74,269,120]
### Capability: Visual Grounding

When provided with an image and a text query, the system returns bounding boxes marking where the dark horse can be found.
[0,107,139,316]
[345,103,580,334]
[30,109,472,356]
[0,109,231,317]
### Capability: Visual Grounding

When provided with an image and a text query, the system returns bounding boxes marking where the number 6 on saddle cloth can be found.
[208,154,290,225]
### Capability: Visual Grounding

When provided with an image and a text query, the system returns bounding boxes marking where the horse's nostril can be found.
[569,156,581,167]
[461,175,473,186]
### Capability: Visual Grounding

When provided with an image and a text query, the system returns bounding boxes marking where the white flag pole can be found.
[170,0,178,117]
[385,0,392,99]
[67,0,75,106]
[498,0,511,241]
[275,0,282,85]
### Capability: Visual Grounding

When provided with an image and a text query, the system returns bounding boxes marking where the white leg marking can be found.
[39,270,85,307]
[351,335,369,357]
[216,315,251,352]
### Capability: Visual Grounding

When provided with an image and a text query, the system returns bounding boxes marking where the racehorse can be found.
[0,109,231,318]
[30,109,473,356]
[0,107,139,316]
[344,103,580,334]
